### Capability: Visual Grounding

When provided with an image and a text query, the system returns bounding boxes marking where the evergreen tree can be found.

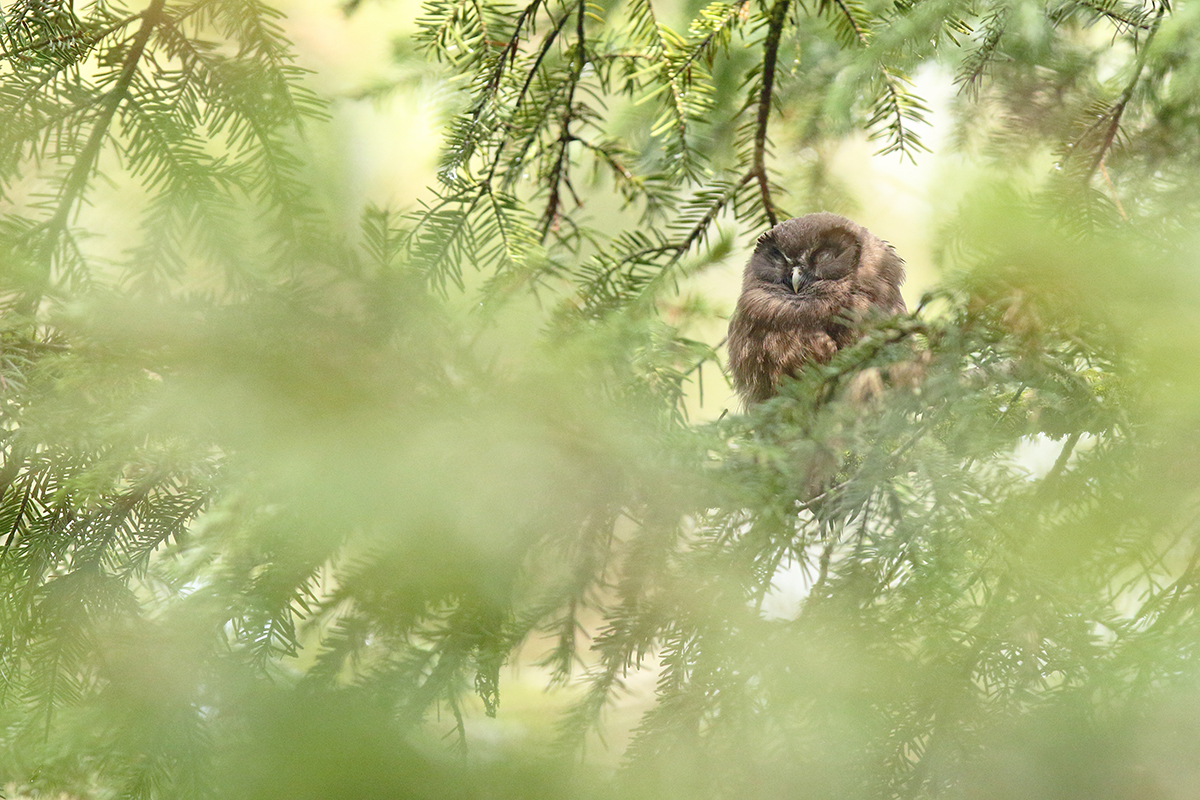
[1,0,1199,796]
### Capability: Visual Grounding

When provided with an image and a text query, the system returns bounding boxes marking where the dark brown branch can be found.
[752,0,791,228]
[538,0,587,240]
[0,13,139,60]
[20,0,167,316]
[484,8,573,186]
[1042,430,1082,487]
[1083,2,1166,184]
[475,0,544,121]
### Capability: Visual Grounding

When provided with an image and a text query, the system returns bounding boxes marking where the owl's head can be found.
[745,212,878,297]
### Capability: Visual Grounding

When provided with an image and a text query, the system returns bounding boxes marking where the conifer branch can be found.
[752,0,790,228]
[828,0,867,41]
[1082,2,1165,184]
[484,8,572,186]
[0,13,138,60]
[820,0,928,159]
[628,172,750,267]
[955,9,1005,98]
[676,0,749,75]
[0,481,32,564]
[630,0,689,169]
[0,0,1194,791]
[538,0,587,239]
[1049,0,1153,32]
[21,0,166,315]
[472,0,543,135]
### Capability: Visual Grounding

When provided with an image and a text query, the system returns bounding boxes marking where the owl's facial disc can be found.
[753,234,850,295]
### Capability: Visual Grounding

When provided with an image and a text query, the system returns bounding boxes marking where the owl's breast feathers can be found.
[728,288,842,405]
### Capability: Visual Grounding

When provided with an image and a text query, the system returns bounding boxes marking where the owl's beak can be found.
[790,267,803,293]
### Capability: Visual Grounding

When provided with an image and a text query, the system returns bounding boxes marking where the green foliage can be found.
[2,0,1200,797]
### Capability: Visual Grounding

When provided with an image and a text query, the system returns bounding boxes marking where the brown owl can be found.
[727,213,907,406]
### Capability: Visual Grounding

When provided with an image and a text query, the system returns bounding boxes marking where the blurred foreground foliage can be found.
[2,0,1200,797]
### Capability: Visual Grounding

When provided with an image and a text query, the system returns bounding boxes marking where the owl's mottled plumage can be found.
[728,213,906,405]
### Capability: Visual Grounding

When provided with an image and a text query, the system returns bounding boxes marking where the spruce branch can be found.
[538,0,588,240]
[483,7,572,186]
[0,480,33,565]
[868,68,929,161]
[818,0,929,159]
[466,0,545,168]
[604,172,744,287]
[825,0,868,44]
[955,9,1004,98]
[0,12,138,61]
[20,0,166,315]
[751,0,790,228]
[628,0,689,171]
[1048,0,1154,33]
[1080,2,1165,184]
